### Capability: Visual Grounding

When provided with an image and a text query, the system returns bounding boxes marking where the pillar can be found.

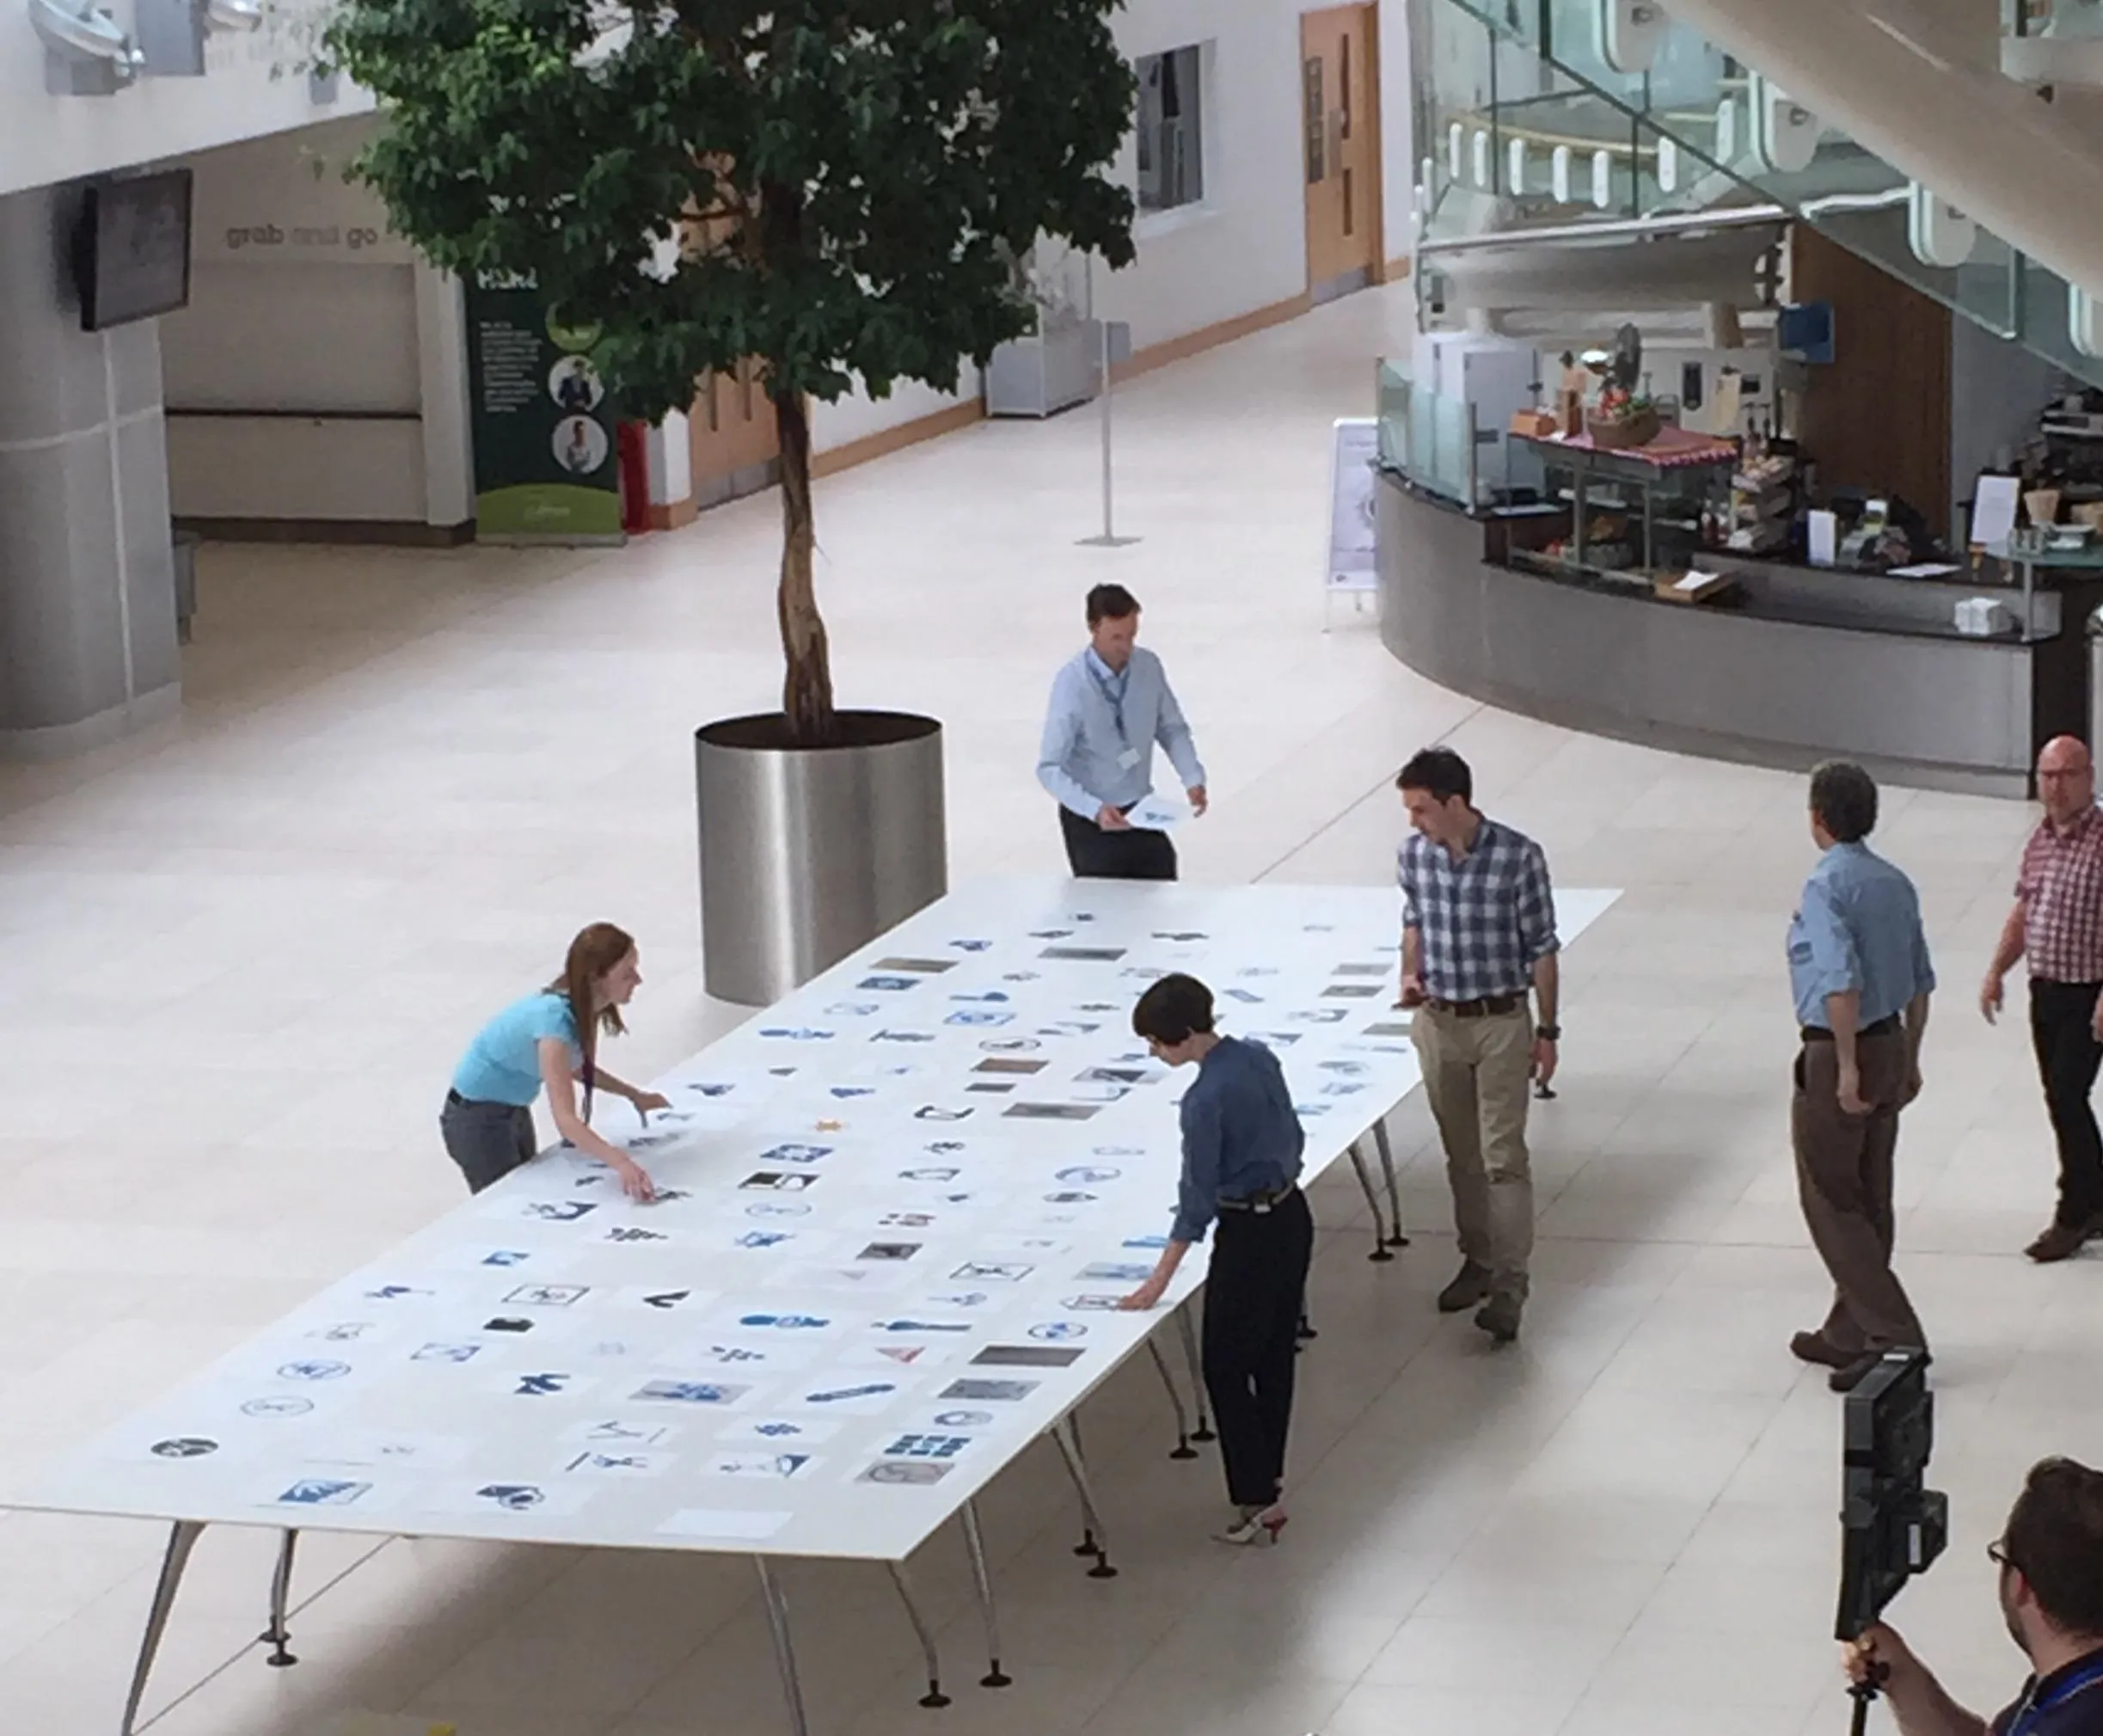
[0,180,182,758]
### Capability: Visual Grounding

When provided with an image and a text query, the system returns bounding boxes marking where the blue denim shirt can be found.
[1171,1037,1305,1244]
[1788,842,1935,1029]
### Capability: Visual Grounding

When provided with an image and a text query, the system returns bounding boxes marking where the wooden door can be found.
[687,357,780,511]
[1301,4,1383,304]
[678,176,781,512]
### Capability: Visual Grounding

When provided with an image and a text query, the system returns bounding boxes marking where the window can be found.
[1136,45,1205,212]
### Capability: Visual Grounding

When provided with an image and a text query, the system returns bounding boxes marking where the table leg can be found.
[1173,1305,1214,1442]
[1145,1338,1197,1459]
[1065,1411,1096,1558]
[122,1519,205,1736]
[1346,1138,1395,1261]
[959,1500,1011,1688]
[1371,1117,1409,1247]
[261,1527,298,1667]
[885,1561,952,1708]
[1051,1415,1117,1579]
[753,1556,811,1736]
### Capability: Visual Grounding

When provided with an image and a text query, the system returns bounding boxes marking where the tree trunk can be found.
[773,390,835,744]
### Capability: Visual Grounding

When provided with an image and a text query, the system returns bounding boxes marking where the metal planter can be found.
[695,710,947,1005]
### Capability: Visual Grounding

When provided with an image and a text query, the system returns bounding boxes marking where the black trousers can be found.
[1059,803,1177,880]
[440,1093,537,1193]
[1202,1188,1314,1509]
[2029,978,2103,1227]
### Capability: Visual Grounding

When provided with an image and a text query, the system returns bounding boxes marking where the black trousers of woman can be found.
[1202,1188,1315,1509]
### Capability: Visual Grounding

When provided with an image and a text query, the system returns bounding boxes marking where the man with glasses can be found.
[1038,583,1207,880]
[1982,735,2103,1261]
[1846,1457,2103,1734]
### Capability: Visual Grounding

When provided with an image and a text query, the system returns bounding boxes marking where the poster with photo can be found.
[464,272,623,543]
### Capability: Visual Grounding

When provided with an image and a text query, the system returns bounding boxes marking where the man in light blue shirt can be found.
[1787,760,1935,1392]
[1038,583,1208,880]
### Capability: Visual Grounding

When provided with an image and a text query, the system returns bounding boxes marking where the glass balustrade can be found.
[1377,360,1487,507]
[1420,0,2103,390]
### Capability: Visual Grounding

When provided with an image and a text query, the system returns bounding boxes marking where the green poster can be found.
[464,273,624,543]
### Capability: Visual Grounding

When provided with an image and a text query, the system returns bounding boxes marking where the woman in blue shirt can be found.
[1122,972,1309,1546]
[442,922,668,1199]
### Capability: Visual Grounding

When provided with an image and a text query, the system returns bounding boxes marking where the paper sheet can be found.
[1807,510,1837,567]
[1125,794,1186,832]
[1972,475,2020,548]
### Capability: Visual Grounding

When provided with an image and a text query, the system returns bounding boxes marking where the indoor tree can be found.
[326,0,1138,743]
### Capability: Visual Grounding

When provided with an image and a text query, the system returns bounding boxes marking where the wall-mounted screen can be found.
[77,169,194,332]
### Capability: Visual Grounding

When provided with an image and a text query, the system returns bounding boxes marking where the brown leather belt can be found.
[1426,994,1524,1018]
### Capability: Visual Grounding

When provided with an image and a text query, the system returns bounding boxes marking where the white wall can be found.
[811,371,984,457]
[812,0,1416,455]
[0,0,371,199]
[1096,0,1307,351]
[158,116,469,525]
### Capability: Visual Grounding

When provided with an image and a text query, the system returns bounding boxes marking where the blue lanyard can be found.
[1087,655,1131,747]
[2008,1656,2103,1736]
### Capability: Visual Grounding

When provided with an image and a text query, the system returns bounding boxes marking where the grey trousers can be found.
[440,1092,537,1193]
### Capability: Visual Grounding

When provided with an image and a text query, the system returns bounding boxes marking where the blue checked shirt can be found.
[1397,816,1559,1002]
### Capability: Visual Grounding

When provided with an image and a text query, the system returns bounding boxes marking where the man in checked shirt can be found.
[1983,736,2103,1262]
[1395,747,1560,1344]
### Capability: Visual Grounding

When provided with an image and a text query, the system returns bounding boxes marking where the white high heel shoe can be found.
[1212,1504,1288,1546]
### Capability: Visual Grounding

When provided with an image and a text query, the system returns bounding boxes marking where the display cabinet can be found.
[1510,429,1737,581]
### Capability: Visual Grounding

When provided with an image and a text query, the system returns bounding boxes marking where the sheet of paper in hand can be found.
[1125,794,1186,832]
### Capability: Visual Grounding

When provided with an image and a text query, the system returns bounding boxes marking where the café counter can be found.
[1375,469,2085,796]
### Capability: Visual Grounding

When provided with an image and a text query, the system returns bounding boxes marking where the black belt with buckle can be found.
[1800,1014,1901,1043]
[1217,1184,1298,1215]
[1427,994,1524,1018]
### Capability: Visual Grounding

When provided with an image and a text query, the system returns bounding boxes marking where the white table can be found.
[19,875,1616,1735]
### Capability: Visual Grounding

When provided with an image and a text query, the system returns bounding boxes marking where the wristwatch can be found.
[1536,1024,1561,1041]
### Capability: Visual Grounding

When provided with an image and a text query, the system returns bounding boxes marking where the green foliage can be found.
[328,0,1140,426]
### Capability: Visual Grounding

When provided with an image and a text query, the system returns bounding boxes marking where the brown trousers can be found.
[1792,1028,1927,1353]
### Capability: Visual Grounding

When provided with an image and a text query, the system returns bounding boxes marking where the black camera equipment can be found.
[1836,1348,1949,1734]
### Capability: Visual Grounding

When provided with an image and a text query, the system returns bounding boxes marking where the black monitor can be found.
[76,169,194,332]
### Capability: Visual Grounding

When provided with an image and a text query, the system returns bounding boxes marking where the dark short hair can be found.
[1396,746,1472,806]
[1086,584,1141,626]
[1131,973,1215,1045]
[2004,1457,2103,1639]
[1810,759,1879,843]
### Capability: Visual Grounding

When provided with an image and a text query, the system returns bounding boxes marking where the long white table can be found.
[19,875,1616,1734]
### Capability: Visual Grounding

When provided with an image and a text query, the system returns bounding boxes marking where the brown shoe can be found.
[1790,1330,1856,1370]
[1437,1260,1493,1314]
[2025,1218,2100,1262]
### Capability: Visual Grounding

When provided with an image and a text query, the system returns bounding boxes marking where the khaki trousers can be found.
[1412,1004,1536,1301]
[1792,1030,1926,1353]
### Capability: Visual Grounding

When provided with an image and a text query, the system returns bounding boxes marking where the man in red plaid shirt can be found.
[1983,736,2103,1261]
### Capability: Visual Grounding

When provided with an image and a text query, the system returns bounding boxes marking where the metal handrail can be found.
[1418,203,1788,256]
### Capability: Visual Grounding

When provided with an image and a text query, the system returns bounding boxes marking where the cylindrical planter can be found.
[696,710,947,1006]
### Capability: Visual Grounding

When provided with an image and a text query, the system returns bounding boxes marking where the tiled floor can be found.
[2,282,2099,1736]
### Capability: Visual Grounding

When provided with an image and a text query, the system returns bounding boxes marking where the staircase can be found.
[1416,0,2103,391]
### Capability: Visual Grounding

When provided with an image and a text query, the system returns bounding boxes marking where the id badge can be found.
[1117,747,1141,770]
